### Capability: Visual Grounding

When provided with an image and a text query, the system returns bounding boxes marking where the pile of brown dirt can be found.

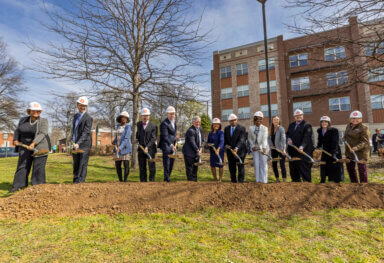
[0,182,383,219]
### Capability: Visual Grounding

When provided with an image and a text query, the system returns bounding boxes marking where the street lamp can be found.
[257,0,272,125]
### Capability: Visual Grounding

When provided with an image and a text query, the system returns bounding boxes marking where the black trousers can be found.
[73,150,90,183]
[227,154,245,183]
[138,152,155,182]
[271,150,287,179]
[184,155,198,181]
[13,148,47,189]
[289,159,312,182]
[162,149,175,182]
[320,158,344,183]
[115,160,130,182]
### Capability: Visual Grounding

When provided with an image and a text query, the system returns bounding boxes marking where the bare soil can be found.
[0,182,383,219]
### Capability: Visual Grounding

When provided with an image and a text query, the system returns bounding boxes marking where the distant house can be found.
[0,131,15,147]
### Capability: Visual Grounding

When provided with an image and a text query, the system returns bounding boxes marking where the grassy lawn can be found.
[0,154,383,262]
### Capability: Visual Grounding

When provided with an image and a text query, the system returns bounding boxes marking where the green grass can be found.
[0,209,383,262]
[0,154,383,262]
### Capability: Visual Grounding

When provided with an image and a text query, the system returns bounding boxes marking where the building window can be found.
[371,94,384,109]
[327,71,348,86]
[221,87,232,99]
[329,97,351,112]
[293,101,312,114]
[368,67,384,82]
[261,104,278,117]
[237,85,249,97]
[324,46,346,61]
[222,109,233,121]
[236,63,248,76]
[365,42,384,56]
[3,133,8,139]
[258,58,275,71]
[289,53,308,67]
[259,80,276,94]
[291,77,310,91]
[238,107,250,120]
[220,66,231,78]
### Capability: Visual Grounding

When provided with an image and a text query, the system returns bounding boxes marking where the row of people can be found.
[9,97,371,192]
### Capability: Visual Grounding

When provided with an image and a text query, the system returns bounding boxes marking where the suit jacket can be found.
[268,126,286,151]
[72,112,93,150]
[136,121,157,156]
[158,118,177,152]
[14,116,51,153]
[248,124,269,151]
[286,120,314,157]
[182,125,204,158]
[317,127,342,161]
[224,125,247,158]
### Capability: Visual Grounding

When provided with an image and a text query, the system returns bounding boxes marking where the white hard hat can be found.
[294,109,304,116]
[77,96,88,106]
[116,111,129,123]
[141,108,151,115]
[350,110,362,118]
[166,106,176,113]
[254,111,264,118]
[228,113,237,121]
[27,102,42,113]
[320,116,331,122]
[212,118,221,124]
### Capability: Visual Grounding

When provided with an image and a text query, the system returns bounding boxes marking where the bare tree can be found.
[285,0,384,89]
[29,0,211,167]
[0,37,25,130]
[45,92,78,149]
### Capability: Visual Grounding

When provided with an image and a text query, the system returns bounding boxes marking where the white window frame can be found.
[220,66,231,79]
[3,133,8,139]
[259,80,276,94]
[238,107,250,120]
[222,109,233,121]
[293,101,312,114]
[237,85,249,97]
[368,67,384,83]
[371,95,384,110]
[327,71,348,86]
[365,42,384,56]
[291,76,310,91]
[289,53,308,68]
[236,63,248,76]
[324,46,346,61]
[221,87,232,99]
[329,96,351,112]
[261,104,278,117]
[258,58,275,71]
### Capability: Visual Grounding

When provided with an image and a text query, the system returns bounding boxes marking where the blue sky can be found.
[0,0,301,107]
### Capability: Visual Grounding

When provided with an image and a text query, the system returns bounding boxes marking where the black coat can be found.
[316,127,342,161]
[224,125,247,158]
[136,121,157,156]
[286,120,314,157]
[182,126,204,159]
[158,118,177,152]
[72,112,93,150]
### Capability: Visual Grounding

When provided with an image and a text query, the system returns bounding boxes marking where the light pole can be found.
[257,0,272,125]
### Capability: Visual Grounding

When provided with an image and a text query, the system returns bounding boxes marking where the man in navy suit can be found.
[158,106,178,182]
[182,116,204,181]
[72,96,93,183]
[224,113,247,183]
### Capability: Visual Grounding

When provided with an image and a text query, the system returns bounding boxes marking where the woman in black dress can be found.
[316,116,344,183]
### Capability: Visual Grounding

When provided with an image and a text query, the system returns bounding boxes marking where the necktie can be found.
[231,127,234,137]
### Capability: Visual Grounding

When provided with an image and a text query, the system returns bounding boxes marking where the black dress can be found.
[316,127,344,183]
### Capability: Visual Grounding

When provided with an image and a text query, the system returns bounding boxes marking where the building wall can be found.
[0,132,15,147]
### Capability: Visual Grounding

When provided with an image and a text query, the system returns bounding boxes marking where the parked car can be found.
[0,147,18,158]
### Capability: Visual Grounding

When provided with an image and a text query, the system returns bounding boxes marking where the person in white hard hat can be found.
[224,113,247,183]
[158,106,179,182]
[268,116,287,182]
[248,111,269,183]
[207,118,224,182]
[136,108,157,182]
[113,111,132,182]
[72,96,93,183]
[344,110,370,183]
[286,109,314,182]
[316,116,344,183]
[10,102,51,193]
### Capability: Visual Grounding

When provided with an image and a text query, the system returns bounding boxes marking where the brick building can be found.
[0,131,14,147]
[211,17,384,137]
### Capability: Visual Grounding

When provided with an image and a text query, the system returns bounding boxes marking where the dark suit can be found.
[224,125,246,183]
[286,120,314,182]
[317,127,344,183]
[158,118,177,182]
[182,125,204,181]
[136,121,157,182]
[72,112,93,183]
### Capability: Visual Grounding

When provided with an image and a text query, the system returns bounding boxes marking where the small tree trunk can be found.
[131,79,140,168]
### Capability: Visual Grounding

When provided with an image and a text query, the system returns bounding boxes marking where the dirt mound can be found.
[0,182,383,219]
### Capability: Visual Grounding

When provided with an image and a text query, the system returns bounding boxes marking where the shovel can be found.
[225,145,243,164]
[208,144,225,166]
[288,144,326,165]
[17,143,49,157]
[138,145,160,162]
